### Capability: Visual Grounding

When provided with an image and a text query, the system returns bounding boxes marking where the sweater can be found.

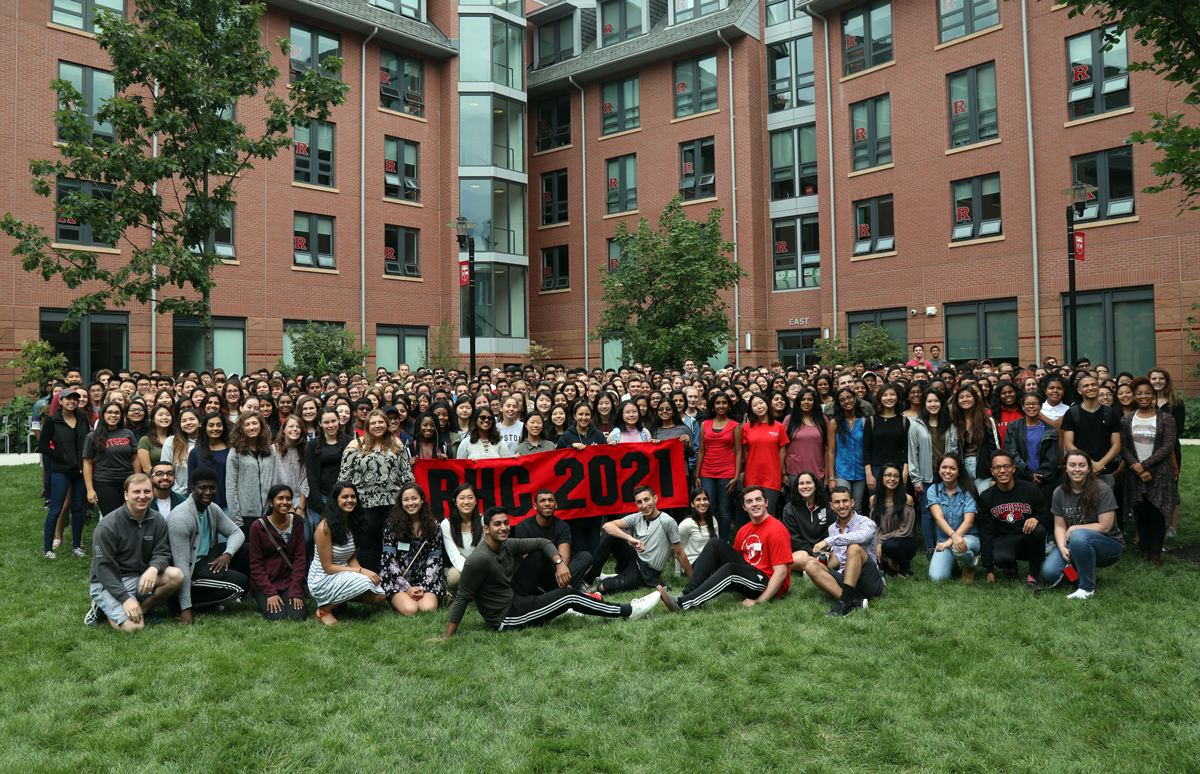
[166,497,245,611]
[226,450,277,526]
[906,417,936,485]
[88,504,173,602]
[1003,420,1059,485]
[1119,411,1178,519]
[248,515,307,598]
[975,480,1052,572]
[779,499,835,552]
[272,446,310,501]
[448,537,560,629]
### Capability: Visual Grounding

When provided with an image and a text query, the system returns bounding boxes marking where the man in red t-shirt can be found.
[657,487,792,612]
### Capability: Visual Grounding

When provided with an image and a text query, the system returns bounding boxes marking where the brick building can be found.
[1,0,1197,396]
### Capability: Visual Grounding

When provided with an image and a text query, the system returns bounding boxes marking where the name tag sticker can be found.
[398,542,411,552]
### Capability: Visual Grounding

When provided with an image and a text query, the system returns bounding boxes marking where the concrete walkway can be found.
[0,454,40,466]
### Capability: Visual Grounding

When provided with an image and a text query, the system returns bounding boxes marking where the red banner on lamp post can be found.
[459,261,470,286]
[1073,232,1085,262]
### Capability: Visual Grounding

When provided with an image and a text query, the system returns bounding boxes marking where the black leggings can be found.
[94,480,127,520]
[355,505,390,573]
[880,537,918,574]
[678,539,768,610]
[1135,499,1167,546]
[585,536,661,593]
[990,524,1047,578]
[497,587,628,631]
[513,550,594,596]
[253,590,307,621]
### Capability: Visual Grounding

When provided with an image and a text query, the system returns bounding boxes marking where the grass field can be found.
[2,453,1198,774]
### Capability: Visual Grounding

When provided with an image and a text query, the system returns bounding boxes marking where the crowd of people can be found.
[26,348,1186,631]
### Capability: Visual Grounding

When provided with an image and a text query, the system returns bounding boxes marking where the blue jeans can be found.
[928,535,980,582]
[1042,529,1122,591]
[701,477,735,541]
[916,485,935,552]
[833,478,868,516]
[963,456,992,495]
[45,472,85,552]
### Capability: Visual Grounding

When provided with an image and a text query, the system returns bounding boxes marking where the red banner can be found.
[412,442,688,523]
[1074,232,1086,262]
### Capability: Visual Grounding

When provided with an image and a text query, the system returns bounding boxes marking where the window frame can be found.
[374,324,428,372]
[601,74,640,135]
[40,308,128,378]
[943,298,1017,363]
[537,15,575,67]
[765,0,792,25]
[384,224,420,277]
[847,307,907,351]
[842,0,893,77]
[951,172,1002,241]
[607,238,625,272]
[853,194,895,255]
[293,212,336,269]
[51,0,124,33]
[368,0,421,20]
[599,0,644,47]
[541,169,569,225]
[673,53,718,118]
[673,0,721,24]
[767,36,815,114]
[55,179,114,247]
[172,316,246,375]
[294,120,335,188]
[605,154,638,214]
[850,94,891,171]
[459,179,526,254]
[536,93,571,151]
[57,61,115,145]
[1060,286,1155,374]
[769,124,818,200]
[289,21,341,83]
[1070,146,1135,222]
[772,215,821,291]
[679,137,716,200]
[380,48,424,117]
[541,245,570,290]
[1067,26,1130,121]
[938,0,1000,45]
[948,61,998,148]
[384,136,420,202]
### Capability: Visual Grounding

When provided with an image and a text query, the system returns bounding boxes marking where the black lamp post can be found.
[447,216,478,376]
[1059,181,1098,366]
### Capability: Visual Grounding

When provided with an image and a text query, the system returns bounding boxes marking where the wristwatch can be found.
[554,558,563,565]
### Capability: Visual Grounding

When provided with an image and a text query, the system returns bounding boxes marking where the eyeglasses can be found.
[477,416,493,422]
[990,464,1014,471]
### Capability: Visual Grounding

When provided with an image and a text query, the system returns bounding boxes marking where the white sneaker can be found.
[599,572,618,581]
[626,591,660,621]
[44,551,56,560]
[73,546,86,558]
[52,538,63,549]
[1066,588,1094,600]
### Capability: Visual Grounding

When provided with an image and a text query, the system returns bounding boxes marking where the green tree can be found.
[814,323,906,369]
[4,340,68,399]
[1,0,349,370]
[421,315,462,372]
[591,196,745,370]
[276,322,369,379]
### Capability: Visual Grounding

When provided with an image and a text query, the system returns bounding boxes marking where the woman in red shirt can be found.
[693,392,742,541]
[741,394,789,521]
[993,382,1023,447]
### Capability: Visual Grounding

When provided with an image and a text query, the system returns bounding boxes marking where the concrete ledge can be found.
[0,454,40,467]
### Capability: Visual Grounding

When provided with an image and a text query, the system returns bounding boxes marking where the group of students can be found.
[29,350,1184,630]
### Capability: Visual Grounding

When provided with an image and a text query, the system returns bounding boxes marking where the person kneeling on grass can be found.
[657,487,792,613]
[85,473,185,631]
[578,485,691,595]
[380,484,444,617]
[247,484,308,621]
[1041,450,1123,600]
[927,454,981,583]
[308,482,387,625]
[976,450,1051,590]
[804,486,885,618]
[436,507,659,639]
[166,466,252,625]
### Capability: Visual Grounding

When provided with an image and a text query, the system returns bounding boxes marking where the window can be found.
[57,62,114,144]
[460,95,524,172]
[462,263,527,338]
[289,21,340,83]
[384,137,419,202]
[602,336,625,370]
[847,308,907,351]
[600,0,643,46]
[459,179,526,254]
[674,53,718,118]
[851,94,891,171]
[765,0,791,25]
[606,154,637,214]
[380,49,423,117]
[948,62,998,148]
[382,224,420,277]
[938,0,999,44]
[55,179,113,246]
[778,329,821,368]
[769,124,818,200]
[40,309,127,377]
[951,173,1002,241]
[767,36,815,113]
[375,325,427,372]
[842,0,892,76]
[542,246,570,290]
[459,16,523,89]
[293,213,335,268]
[461,0,522,14]
[173,317,246,375]
[536,94,571,151]
[1062,287,1155,375]
[674,0,720,23]
[1067,26,1129,121]
[213,208,235,257]
[538,16,574,66]
[853,195,894,255]
[542,170,569,225]
[601,75,640,135]
[607,238,625,271]
[772,215,820,290]
[944,299,1016,363]
[679,138,716,200]
[1071,147,1134,221]
[282,320,343,367]
[52,0,122,35]
[369,0,420,20]
[294,121,334,187]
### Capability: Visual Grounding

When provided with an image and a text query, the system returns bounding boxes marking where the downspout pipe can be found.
[151,83,158,370]
[1019,0,1041,362]
[800,4,839,340]
[361,26,379,370]
[716,30,740,368]
[569,75,589,371]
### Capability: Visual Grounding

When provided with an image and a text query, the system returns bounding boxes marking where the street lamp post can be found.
[447,217,478,376]
[1059,181,1097,366]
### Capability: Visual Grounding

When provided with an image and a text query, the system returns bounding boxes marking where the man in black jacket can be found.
[976,450,1052,590]
[37,388,90,558]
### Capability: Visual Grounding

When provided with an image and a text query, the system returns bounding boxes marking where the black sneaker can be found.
[827,599,849,618]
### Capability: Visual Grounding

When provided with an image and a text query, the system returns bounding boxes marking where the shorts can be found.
[89,576,149,625]
[831,557,886,599]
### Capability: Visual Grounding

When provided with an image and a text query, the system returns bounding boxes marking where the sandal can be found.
[315,607,339,626]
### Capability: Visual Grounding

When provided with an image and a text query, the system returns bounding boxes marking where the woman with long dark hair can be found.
[136,403,175,474]
[272,414,310,521]
[406,412,452,460]
[294,394,321,441]
[674,488,718,575]
[440,483,484,597]
[1148,366,1184,538]
[380,483,443,616]
[83,401,136,518]
[926,453,981,582]
[827,388,867,509]
[814,374,835,409]
[783,388,828,489]
[305,408,353,517]
[909,389,950,558]
[1120,377,1178,566]
[188,412,231,509]
[1004,391,1059,503]
[863,382,909,492]
[993,382,1023,447]
[741,393,788,518]
[163,407,201,495]
[248,483,308,621]
[221,381,244,426]
[947,384,999,493]
[38,388,89,558]
[693,392,742,541]
[338,409,416,573]
[593,391,618,435]
[608,400,651,444]
[457,407,513,459]
[869,462,917,578]
[515,412,557,456]
[308,482,386,625]
[124,399,149,445]
[779,470,832,573]
[1042,449,1123,597]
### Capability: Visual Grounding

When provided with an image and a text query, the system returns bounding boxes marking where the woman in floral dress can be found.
[380,483,444,616]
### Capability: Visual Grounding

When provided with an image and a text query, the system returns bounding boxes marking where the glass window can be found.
[459,94,524,172]
[461,0,522,14]
[674,0,721,23]
[851,94,890,171]
[459,179,526,254]
[769,124,818,200]
[853,194,894,255]
[384,136,419,202]
[537,93,571,151]
[380,49,423,116]
[938,0,999,44]
[293,212,335,268]
[602,336,625,371]
[294,120,335,187]
[289,21,340,83]
[777,329,821,368]
[767,36,814,113]
[948,62,998,148]
[772,215,820,290]
[842,0,892,76]
[173,317,246,376]
[765,0,791,25]
[41,309,128,378]
[52,0,122,32]
[951,173,1001,241]
[674,53,718,118]
[601,75,640,135]
[282,320,342,367]
[607,238,624,271]
[1071,147,1134,221]
[847,308,907,351]
[462,263,527,339]
[542,245,570,290]
[55,179,113,246]
[1067,26,1129,120]
[679,137,716,200]
[57,62,114,144]
[460,16,523,89]
[606,154,637,214]
[213,208,235,257]
[1062,287,1154,375]
[375,325,428,371]
[600,0,643,46]
[542,169,569,225]
[538,15,574,66]
[384,224,419,277]
[944,299,1016,363]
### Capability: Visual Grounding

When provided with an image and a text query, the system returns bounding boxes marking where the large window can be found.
[537,94,571,151]
[173,317,246,376]
[766,0,792,25]
[40,309,128,378]
[1062,287,1155,376]
[675,0,720,23]
[380,49,423,117]
[375,325,428,371]
[538,16,574,66]
[56,179,113,246]
[851,94,891,171]
[460,95,524,172]
[853,195,894,255]
[767,36,815,113]
[602,75,640,135]
[57,62,114,144]
[461,0,522,14]
[293,212,335,268]
[384,136,419,202]
[459,16,523,89]
[602,336,625,371]
[542,170,569,225]
[369,0,420,19]
[1071,147,1134,222]
[295,120,335,187]
[289,21,340,83]
[951,173,1001,241]
[282,320,342,367]
[606,154,637,214]
[462,264,527,338]
[459,179,526,254]
[944,299,1016,363]
[939,0,999,44]
[770,124,818,200]
[778,329,821,369]
[542,245,570,290]
[772,215,820,290]
[1067,26,1129,121]
[674,53,718,118]
[948,62,998,148]
[680,138,716,200]
[212,208,235,257]
[847,308,906,352]
[607,238,624,271]
[600,0,643,46]
[384,224,419,277]
[52,0,123,32]
[842,0,892,76]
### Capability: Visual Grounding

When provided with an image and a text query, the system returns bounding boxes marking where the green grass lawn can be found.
[2,453,1199,774]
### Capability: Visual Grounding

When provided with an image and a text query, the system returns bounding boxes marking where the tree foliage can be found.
[4,340,68,399]
[421,315,462,373]
[276,322,369,379]
[814,323,906,369]
[0,0,349,368]
[592,196,745,370]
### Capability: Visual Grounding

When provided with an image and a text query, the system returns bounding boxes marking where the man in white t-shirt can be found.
[579,486,692,595]
[150,461,186,517]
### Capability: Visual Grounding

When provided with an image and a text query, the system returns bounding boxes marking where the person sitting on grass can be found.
[656,487,792,613]
[308,482,387,625]
[512,490,594,595]
[380,484,444,617]
[869,463,917,578]
[804,486,885,618]
[436,507,660,639]
[1041,450,1123,600]
[578,485,692,595]
[247,484,307,621]
[149,461,187,517]
[927,454,981,583]
[779,471,834,575]
[85,473,185,631]
[166,466,252,625]
[976,450,1051,590]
